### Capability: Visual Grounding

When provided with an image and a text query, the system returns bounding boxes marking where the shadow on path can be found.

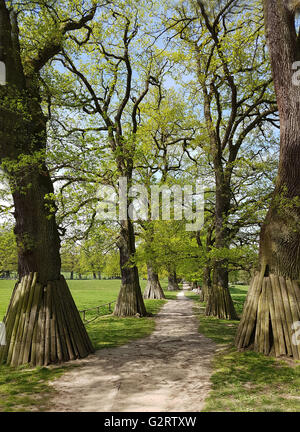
[49,291,217,412]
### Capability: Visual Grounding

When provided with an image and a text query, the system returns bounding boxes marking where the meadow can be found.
[0,279,123,321]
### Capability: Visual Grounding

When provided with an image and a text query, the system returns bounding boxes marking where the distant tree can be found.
[103,252,121,279]
[0,226,17,277]
[61,244,80,280]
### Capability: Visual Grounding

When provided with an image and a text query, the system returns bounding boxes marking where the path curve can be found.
[49,293,216,412]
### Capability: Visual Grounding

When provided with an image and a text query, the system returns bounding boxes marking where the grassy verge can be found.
[87,298,166,350]
[0,279,170,411]
[190,285,300,412]
[164,291,180,300]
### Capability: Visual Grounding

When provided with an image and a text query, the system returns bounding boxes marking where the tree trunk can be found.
[206,260,238,320]
[200,265,211,302]
[143,263,165,299]
[93,272,97,279]
[206,182,238,319]
[168,269,179,291]
[12,167,61,284]
[98,271,101,280]
[113,220,147,317]
[70,271,74,280]
[236,0,300,358]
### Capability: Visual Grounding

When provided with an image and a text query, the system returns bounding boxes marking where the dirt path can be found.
[49,292,217,412]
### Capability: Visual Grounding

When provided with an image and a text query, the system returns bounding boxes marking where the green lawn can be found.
[87,299,165,350]
[0,279,130,320]
[190,284,300,412]
[0,278,170,411]
[0,280,16,320]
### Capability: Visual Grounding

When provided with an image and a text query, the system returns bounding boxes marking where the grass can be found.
[0,364,67,412]
[5,279,299,412]
[0,280,16,320]
[0,279,134,321]
[189,284,300,412]
[164,290,180,300]
[188,285,249,345]
[205,349,300,412]
[87,298,166,350]
[0,278,170,411]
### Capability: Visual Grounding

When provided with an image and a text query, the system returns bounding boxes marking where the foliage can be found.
[0,225,17,274]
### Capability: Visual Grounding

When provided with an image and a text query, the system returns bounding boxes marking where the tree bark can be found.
[236,0,300,358]
[12,167,61,284]
[113,219,147,316]
[143,262,165,299]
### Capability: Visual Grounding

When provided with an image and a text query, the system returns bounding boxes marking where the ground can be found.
[48,293,217,412]
[1,281,300,412]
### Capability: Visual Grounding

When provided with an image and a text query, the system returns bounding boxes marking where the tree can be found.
[144,262,165,299]
[47,2,169,316]
[236,0,300,359]
[137,223,165,299]
[0,225,17,277]
[61,242,80,279]
[102,251,121,279]
[0,0,96,366]
[168,0,277,318]
[133,89,196,298]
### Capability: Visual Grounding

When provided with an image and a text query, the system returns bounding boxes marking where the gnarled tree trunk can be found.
[143,262,165,299]
[236,0,300,358]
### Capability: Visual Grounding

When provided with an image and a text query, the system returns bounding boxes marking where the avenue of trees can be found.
[0,0,299,365]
